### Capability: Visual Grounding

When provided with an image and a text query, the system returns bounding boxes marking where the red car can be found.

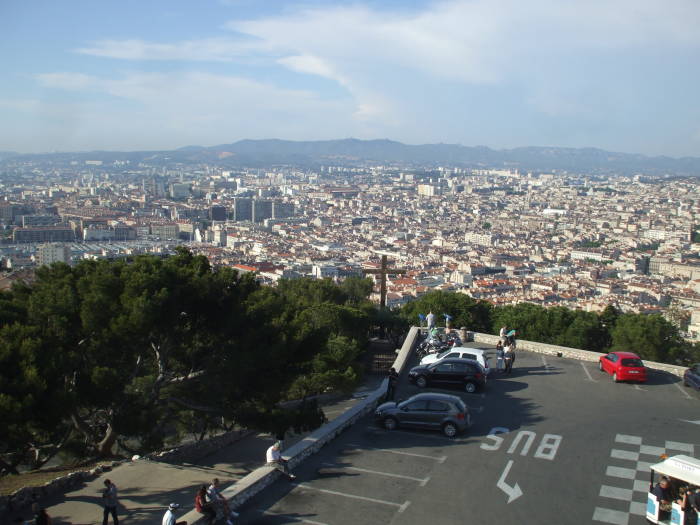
[598,351,647,382]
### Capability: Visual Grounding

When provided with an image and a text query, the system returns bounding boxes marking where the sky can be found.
[1,0,699,156]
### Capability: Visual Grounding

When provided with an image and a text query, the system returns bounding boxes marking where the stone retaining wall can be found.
[146,428,252,463]
[0,461,125,517]
[469,332,687,378]
[179,326,421,525]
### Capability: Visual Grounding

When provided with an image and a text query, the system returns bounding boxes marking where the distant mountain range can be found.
[3,139,700,174]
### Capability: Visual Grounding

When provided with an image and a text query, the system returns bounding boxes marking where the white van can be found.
[420,347,491,375]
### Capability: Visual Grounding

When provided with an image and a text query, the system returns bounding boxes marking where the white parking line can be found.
[593,506,629,525]
[633,384,646,392]
[541,355,550,371]
[599,485,633,501]
[259,509,330,525]
[606,466,636,479]
[347,443,447,463]
[581,362,597,382]
[672,382,693,400]
[295,484,411,512]
[321,463,431,486]
[615,434,642,445]
[610,449,639,461]
[367,426,466,443]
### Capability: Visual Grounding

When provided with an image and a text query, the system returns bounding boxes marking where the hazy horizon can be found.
[2,0,699,157]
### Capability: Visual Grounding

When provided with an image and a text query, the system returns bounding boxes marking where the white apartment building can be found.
[37,243,71,266]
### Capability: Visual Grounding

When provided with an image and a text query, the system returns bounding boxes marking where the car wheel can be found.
[442,422,458,438]
[612,372,618,383]
[598,361,604,372]
[383,417,398,431]
[416,376,427,388]
[464,381,477,394]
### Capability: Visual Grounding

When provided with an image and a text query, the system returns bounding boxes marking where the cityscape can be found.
[2,148,700,339]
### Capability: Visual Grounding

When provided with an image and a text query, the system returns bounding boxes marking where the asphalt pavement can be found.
[238,342,700,525]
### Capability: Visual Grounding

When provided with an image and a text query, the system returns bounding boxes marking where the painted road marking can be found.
[367,426,467,443]
[347,443,447,463]
[615,434,642,445]
[629,501,646,516]
[593,506,629,525]
[611,449,639,461]
[321,463,431,486]
[599,485,633,501]
[295,484,411,512]
[594,435,696,525]
[680,419,700,425]
[633,384,646,392]
[666,440,694,453]
[496,459,523,503]
[672,382,693,399]
[541,355,550,371]
[580,362,597,382]
[606,466,636,480]
[639,445,664,456]
[259,509,330,525]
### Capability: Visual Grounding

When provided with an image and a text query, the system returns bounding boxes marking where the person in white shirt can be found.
[207,478,239,524]
[266,441,296,480]
[426,311,436,330]
[162,503,186,525]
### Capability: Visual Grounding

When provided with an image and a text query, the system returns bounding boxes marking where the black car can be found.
[408,358,486,393]
[374,392,471,437]
[684,363,700,390]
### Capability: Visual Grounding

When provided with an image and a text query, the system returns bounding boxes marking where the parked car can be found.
[420,347,491,375]
[408,358,486,393]
[683,363,700,390]
[374,392,471,437]
[598,351,647,382]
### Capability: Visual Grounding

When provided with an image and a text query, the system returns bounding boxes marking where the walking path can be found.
[8,376,384,525]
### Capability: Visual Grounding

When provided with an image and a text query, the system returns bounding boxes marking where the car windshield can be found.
[621,358,643,367]
[436,349,450,358]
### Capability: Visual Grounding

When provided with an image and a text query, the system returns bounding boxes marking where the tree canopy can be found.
[0,251,376,473]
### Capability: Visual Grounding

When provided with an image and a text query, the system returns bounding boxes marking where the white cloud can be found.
[75,37,265,62]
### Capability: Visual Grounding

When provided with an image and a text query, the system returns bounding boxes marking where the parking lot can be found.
[238,344,700,525]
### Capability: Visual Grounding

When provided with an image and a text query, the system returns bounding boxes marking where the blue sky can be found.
[1,0,699,156]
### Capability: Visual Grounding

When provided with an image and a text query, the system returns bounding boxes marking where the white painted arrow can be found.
[497,459,523,504]
[680,419,700,425]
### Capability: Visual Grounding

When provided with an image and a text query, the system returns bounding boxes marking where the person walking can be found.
[162,503,187,525]
[386,367,398,400]
[499,326,507,340]
[495,341,504,373]
[426,311,435,330]
[504,344,514,374]
[266,441,296,480]
[102,479,119,525]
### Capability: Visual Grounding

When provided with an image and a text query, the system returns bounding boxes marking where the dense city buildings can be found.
[1,155,699,339]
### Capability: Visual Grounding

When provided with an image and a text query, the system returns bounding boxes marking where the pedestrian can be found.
[31,503,52,525]
[426,311,435,330]
[504,344,514,374]
[386,367,398,400]
[495,341,504,373]
[162,503,187,525]
[266,441,296,481]
[207,478,239,525]
[195,484,216,524]
[102,479,119,525]
[499,326,507,340]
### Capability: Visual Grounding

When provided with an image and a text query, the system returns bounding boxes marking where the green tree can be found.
[610,314,681,362]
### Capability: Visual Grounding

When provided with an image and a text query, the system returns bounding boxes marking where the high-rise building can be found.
[37,243,71,266]
[209,205,228,221]
[252,199,273,223]
[233,198,253,222]
[272,201,295,219]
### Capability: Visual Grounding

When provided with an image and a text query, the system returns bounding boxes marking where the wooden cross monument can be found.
[363,254,406,308]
